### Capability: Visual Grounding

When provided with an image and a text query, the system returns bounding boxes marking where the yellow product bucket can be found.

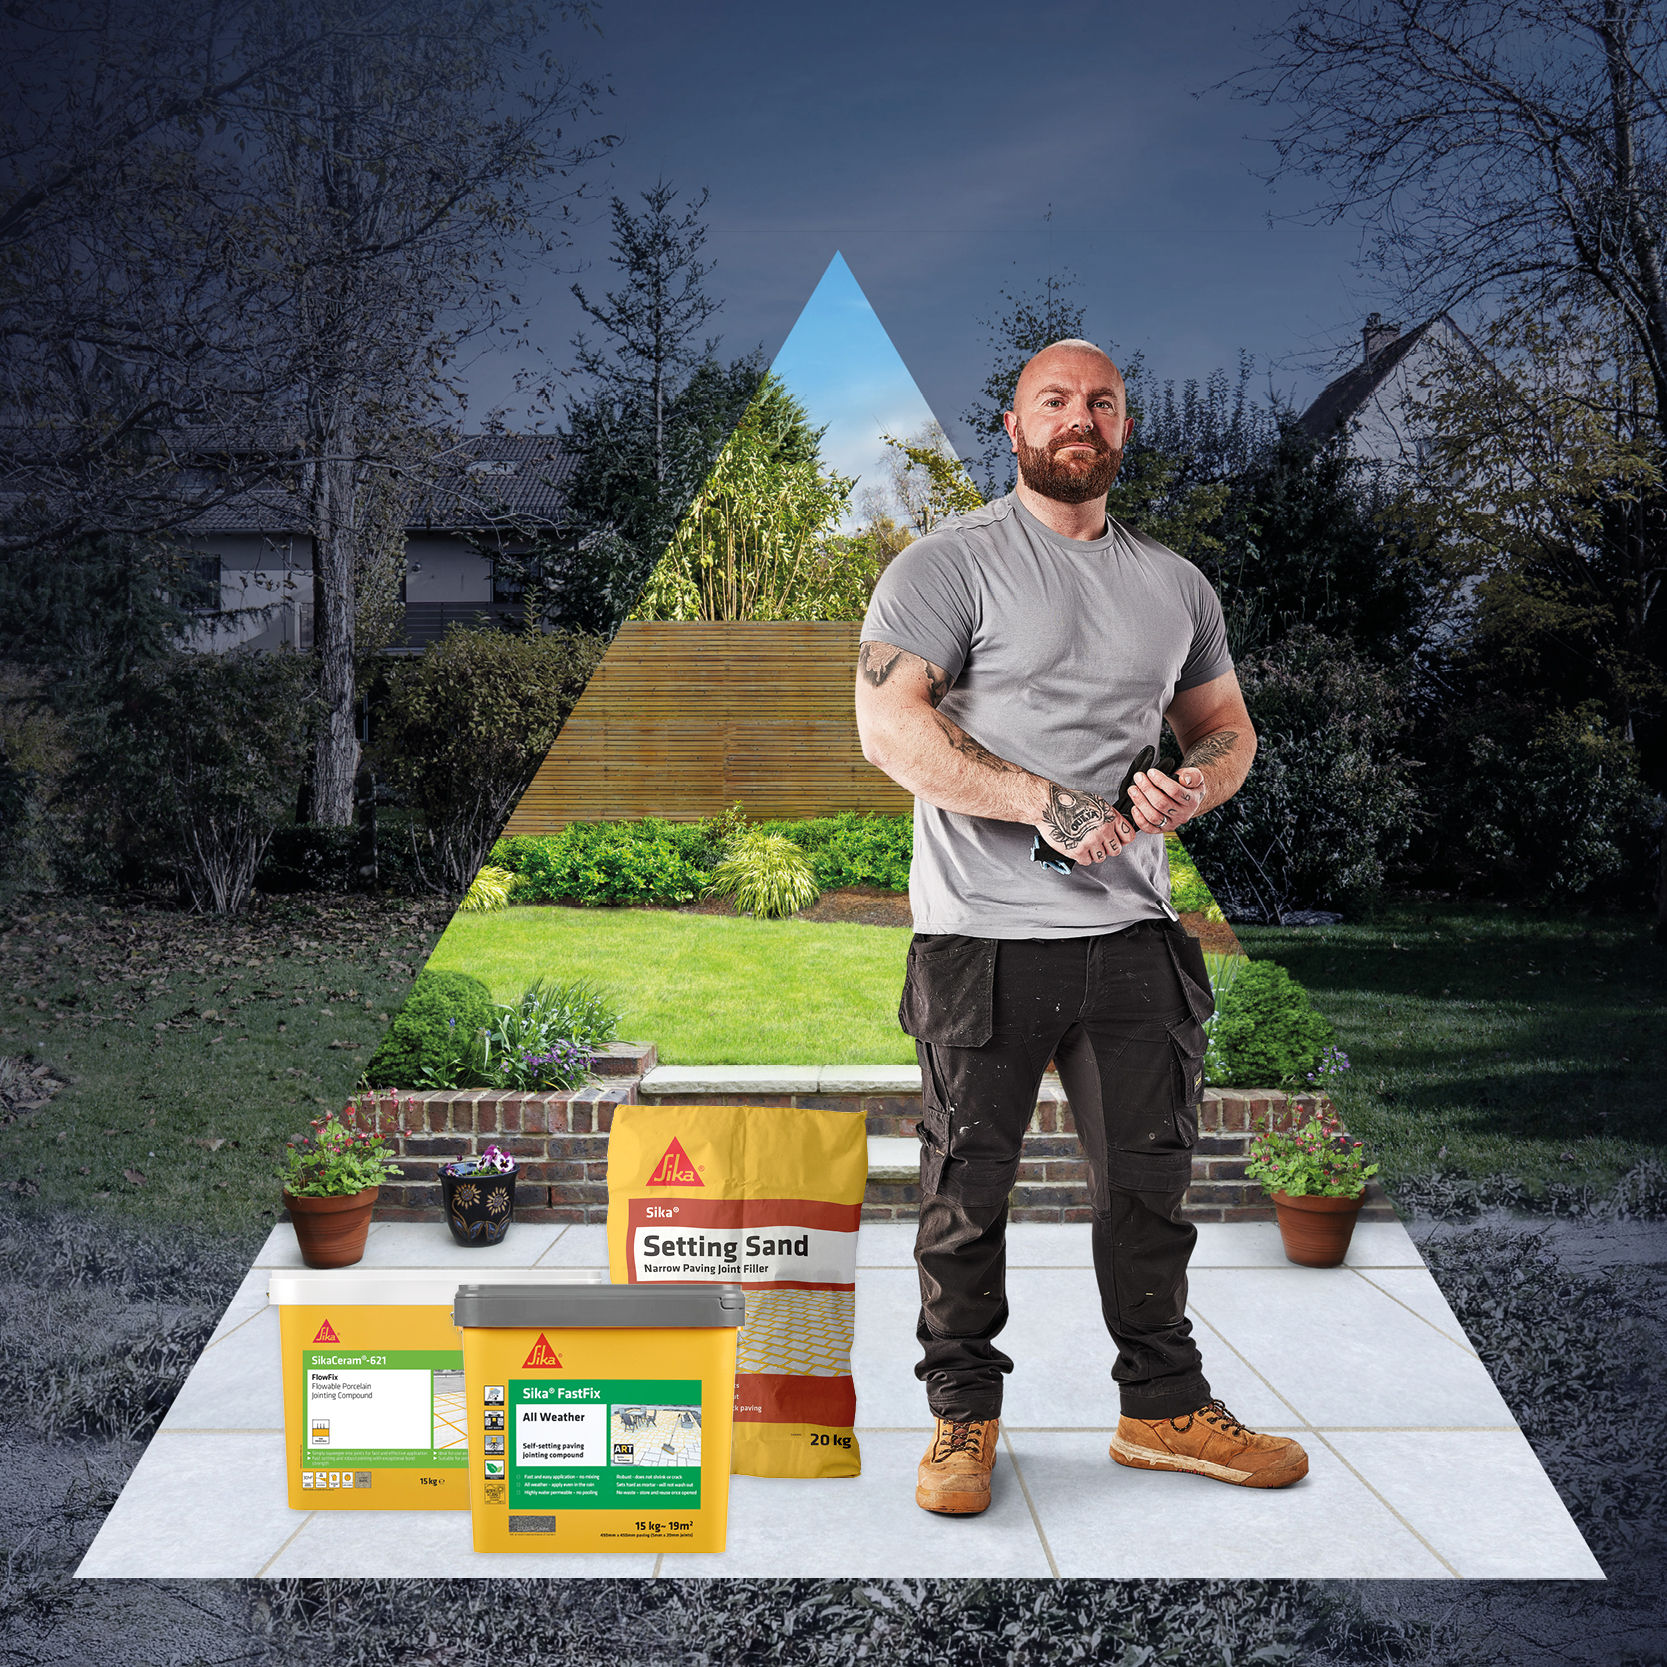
[453,1282,745,1554]
[270,1268,602,1511]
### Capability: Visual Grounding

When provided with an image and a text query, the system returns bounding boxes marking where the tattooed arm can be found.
[1124,669,1258,835]
[855,640,1136,864]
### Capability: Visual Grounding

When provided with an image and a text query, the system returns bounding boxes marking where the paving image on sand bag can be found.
[610,1403,702,1468]
[431,1368,468,1450]
[736,1289,855,1377]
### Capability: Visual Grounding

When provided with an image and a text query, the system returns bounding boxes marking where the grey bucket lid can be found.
[453,1282,745,1331]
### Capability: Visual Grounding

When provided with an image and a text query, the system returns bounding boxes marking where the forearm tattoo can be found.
[1181,730,1239,773]
[858,641,949,706]
[932,711,1021,773]
[1043,781,1111,847]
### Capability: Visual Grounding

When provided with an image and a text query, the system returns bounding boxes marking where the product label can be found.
[301,1349,467,1469]
[506,1378,701,1510]
[625,1198,858,1289]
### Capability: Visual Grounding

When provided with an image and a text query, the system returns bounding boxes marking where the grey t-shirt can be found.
[860,492,1233,938]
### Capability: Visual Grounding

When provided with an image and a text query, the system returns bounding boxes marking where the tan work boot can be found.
[916,1416,999,1514]
[1111,1398,1308,1488]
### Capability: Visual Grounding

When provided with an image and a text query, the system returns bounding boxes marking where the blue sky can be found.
[767,254,942,519]
[461,1,1407,461]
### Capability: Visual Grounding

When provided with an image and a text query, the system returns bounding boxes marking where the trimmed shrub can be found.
[365,969,495,1088]
[706,833,821,918]
[491,813,915,904]
[371,626,605,894]
[756,811,913,892]
[1210,958,1335,1088]
[490,823,708,907]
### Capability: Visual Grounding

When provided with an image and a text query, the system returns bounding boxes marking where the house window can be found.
[183,554,221,612]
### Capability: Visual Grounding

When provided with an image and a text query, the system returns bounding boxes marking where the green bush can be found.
[1180,626,1423,920]
[706,833,821,918]
[490,822,708,906]
[490,811,915,903]
[370,625,605,893]
[755,811,913,891]
[1210,958,1335,1088]
[1166,834,1223,918]
[365,969,496,1088]
[1445,704,1662,902]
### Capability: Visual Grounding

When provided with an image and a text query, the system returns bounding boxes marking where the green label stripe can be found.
[304,1350,461,1370]
[297,1448,467,1470]
[509,1378,700,1405]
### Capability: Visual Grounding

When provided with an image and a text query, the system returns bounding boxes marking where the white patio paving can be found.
[77,1217,1603,1581]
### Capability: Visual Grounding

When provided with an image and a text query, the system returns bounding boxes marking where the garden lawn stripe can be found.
[425,905,916,1066]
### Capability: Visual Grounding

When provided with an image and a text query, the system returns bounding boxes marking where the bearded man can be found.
[854,338,1308,1515]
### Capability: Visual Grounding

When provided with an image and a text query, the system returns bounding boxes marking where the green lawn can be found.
[0,894,452,1232]
[4,891,1660,1227]
[1238,903,1665,1202]
[427,906,916,1066]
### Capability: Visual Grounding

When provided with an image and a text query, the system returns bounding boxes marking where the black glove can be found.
[1030,745,1156,874]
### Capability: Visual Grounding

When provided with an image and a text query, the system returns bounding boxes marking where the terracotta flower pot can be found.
[283,1186,379,1268]
[1270,1189,1365,1268]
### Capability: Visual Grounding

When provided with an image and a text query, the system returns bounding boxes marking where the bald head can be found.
[1012,339,1125,416]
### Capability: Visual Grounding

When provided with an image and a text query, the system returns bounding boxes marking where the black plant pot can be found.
[441,1167,517,1246]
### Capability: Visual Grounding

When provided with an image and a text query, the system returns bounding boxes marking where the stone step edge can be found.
[640,1064,926,1095]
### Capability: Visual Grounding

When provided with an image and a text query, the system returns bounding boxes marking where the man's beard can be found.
[1013,421,1122,503]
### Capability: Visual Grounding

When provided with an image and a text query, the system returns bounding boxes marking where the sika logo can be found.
[646,1137,703,1188]
[522,1333,563,1369]
[311,1319,341,1344]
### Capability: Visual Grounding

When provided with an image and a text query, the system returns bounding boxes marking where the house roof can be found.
[1298,319,1440,442]
[1298,312,1494,446]
[179,433,576,537]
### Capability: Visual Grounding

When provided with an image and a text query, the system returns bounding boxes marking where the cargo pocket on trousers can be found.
[1166,1015,1207,1150]
[898,934,996,1048]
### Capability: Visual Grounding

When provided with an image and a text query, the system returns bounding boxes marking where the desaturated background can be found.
[0,2,1664,1664]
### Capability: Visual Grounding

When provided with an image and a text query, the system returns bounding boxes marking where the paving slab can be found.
[208,1264,273,1345]
[1188,1266,1517,1429]
[532,1224,609,1267]
[356,1222,570,1268]
[161,1304,285,1432]
[1324,1429,1605,1580]
[1012,1429,1452,1578]
[78,1222,1599,1581]
[666,1431,1051,1577]
[1352,1268,1479,1354]
[265,1506,658,1577]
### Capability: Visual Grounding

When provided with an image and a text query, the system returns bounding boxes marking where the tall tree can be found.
[559,185,761,627]
[235,0,611,825]
[1244,1,1667,448]
[571,182,723,494]
[631,374,854,621]
[0,0,290,559]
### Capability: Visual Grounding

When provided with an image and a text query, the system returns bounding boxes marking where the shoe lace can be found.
[1185,1398,1249,1439]
[934,1420,986,1460]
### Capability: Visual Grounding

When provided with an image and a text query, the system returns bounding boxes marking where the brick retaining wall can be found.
[363,1046,1394,1225]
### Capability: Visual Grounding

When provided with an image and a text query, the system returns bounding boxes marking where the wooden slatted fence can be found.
[503,621,913,831]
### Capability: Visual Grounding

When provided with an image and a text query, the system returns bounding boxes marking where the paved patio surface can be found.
[77,1218,1602,1580]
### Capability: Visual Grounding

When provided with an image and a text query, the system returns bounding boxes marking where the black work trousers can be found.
[901,920,1214,1422]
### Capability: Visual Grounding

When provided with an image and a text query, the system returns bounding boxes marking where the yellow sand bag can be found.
[606,1103,865,1478]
